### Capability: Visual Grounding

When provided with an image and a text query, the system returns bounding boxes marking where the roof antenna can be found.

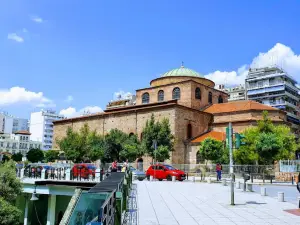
[181,61,184,68]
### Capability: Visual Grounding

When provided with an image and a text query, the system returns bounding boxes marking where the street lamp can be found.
[30,185,39,201]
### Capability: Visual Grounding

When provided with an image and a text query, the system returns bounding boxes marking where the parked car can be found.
[146,164,186,181]
[129,166,146,181]
[72,164,96,179]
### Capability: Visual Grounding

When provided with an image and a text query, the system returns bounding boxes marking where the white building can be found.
[0,131,42,156]
[246,66,300,129]
[216,84,246,102]
[30,110,65,150]
[0,112,29,134]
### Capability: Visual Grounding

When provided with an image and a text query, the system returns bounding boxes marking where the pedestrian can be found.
[111,160,117,172]
[216,163,222,181]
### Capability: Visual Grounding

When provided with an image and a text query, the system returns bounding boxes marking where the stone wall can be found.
[136,80,228,110]
[53,104,212,164]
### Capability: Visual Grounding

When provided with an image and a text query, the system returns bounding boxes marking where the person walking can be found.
[111,160,118,172]
[216,163,222,181]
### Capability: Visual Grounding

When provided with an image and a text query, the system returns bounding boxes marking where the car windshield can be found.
[164,165,176,170]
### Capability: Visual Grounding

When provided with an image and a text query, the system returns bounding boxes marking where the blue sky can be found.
[1,0,300,118]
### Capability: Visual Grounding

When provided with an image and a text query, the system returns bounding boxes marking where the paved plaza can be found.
[136,181,300,225]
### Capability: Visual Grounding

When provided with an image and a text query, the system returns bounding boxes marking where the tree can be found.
[198,138,224,163]
[141,114,174,162]
[0,161,22,225]
[57,124,140,163]
[44,150,59,162]
[102,129,142,162]
[11,153,23,162]
[234,111,297,164]
[26,148,44,163]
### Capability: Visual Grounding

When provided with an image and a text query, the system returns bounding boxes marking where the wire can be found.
[33,202,43,225]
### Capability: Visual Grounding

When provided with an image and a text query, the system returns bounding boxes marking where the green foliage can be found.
[11,153,23,162]
[26,148,44,163]
[44,150,60,162]
[58,124,142,163]
[198,138,224,163]
[0,198,21,225]
[141,114,174,161]
[1,154,10,162]
[234,111,297,164]
[0,161,22,225]
[0,161,22,202]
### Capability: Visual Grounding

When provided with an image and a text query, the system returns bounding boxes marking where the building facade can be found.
[53,65,291,164]
[224,85,246,101]
[246,67,300,130]
[0,130,42,156]
[30,110,65,150]
[0,112,29,134]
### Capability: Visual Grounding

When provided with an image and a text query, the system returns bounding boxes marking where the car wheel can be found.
[166,175,172,181]
[138,178,144,181]
[178,179,183,182]
[146,175,150,181]
[158,179,163,181]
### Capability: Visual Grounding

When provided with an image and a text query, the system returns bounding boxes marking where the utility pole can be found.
[228,122,234,205]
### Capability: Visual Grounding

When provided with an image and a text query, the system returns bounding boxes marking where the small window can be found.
[158,90,164,102]
[208,92,213,104]
[172,87,181,100]
[218,95,223,103]
[142,93,150,104]
[187,124,192,139]
[195,88,201,99]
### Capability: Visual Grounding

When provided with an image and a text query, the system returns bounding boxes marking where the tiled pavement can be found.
[136,181,300,225]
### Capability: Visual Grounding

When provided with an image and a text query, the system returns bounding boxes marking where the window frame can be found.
[158,90,164,102]
[195,87,201,100]
[142,92,150,104]
[172,87,181,100]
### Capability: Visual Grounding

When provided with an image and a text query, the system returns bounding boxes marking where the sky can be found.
[1,0,300,118]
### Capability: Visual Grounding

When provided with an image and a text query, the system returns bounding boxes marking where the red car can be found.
[72,164,96,179]
[146,164,186,181]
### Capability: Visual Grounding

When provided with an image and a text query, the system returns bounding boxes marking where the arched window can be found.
[195,87,201,99]
[187,124,192,139]
[142,92,149,104]
[158,90,164,102]
[129,132,134,137]
[218,95,223,103]
[208,92,212,104]
[172,87,181,100]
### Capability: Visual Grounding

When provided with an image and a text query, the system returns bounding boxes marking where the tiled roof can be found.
[14,130,31,135]
[191,130,226,143]
[204,100,279,114]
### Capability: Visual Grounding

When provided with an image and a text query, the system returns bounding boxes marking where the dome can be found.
[161,64,202,77]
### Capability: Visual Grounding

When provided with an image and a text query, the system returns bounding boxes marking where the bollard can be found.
[236,181,241,189]
[192,176,195,182]
[278,192,284,202]
[222,178,227,186]
[65,169,71,181]
[20,168,25,179]
[292,176,294,185]
[207,177,211,184]
[172,176,176,182]
[41,170,45,179]
[261,187,266,196]
[150,175,153,181]
[95,169,101,182]
[246,183,253,192]
[251,174,253,183]
[298,196,300,208]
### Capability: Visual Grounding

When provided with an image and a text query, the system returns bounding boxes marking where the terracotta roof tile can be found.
[191,130,226,143]
[204,100,278,114]
[14,130,31,135]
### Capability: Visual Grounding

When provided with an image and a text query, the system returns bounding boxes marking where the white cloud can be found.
[31,16,43,23]
[64,95,74,103]
[205,43,300,87]
[7,33,24,43]
[114,90,132,100]
[22,28,28,33]
[0,87,54,107]
[59,106,103,118]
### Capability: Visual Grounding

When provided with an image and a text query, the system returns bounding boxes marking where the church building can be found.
[53,64,287,164]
